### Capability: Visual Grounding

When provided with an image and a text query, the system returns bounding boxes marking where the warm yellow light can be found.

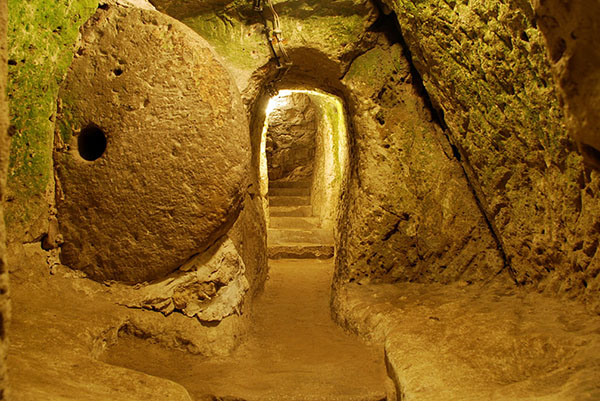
[259,88,348,229]
[265,91,289,115]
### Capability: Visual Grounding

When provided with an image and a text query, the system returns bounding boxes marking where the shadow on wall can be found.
[534,0,600,171]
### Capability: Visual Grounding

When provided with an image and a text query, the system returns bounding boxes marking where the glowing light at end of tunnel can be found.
[259,88,349,228]
[265,90,293,115]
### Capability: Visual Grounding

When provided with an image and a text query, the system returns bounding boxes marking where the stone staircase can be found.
[268,180,334,259]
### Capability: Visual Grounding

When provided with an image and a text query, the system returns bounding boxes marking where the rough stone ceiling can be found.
[148,0,235,19]
[148,0,372,20]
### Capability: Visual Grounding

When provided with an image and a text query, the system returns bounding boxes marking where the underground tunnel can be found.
[263,89,348,260]
[1,0,600,400]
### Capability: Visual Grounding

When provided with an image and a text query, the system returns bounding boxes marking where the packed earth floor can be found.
[8,242,600,401]
[101,259,390,401]
[7,245,390,401]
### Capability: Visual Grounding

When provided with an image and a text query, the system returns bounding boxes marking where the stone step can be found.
[269,180,311,189]
[270,205,313,217]
[268,244,334,259]
[269,216,320,229]
[268,228,333,245]
[269,186,311,197]
[269,195,311,207]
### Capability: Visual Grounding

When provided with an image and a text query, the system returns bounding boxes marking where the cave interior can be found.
[1,0,600,400]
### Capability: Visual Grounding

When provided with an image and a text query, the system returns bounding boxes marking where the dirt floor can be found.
[101,259,390,401]
[7,245,389,401]
[7,242,600,401]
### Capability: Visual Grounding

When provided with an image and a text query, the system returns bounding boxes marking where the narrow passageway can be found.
[262,90,346,260]
[268,180,335,258]
[102,258,388,401]
[5,0,600,400]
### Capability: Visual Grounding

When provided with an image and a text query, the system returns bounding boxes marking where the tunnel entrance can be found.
[259,90,349,260]
[264,92,316,184]
[94,87,387,401]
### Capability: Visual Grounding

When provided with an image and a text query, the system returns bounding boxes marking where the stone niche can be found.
[54,4,250,284]
[265,92,317,182]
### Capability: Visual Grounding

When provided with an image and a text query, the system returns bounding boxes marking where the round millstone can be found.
[54,4,250,283]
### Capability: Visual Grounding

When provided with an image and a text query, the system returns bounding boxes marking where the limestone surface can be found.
[146,0,600,309]
[379,0,600,310]
[534,0,600,170]
[6,242,248,400]
[103,259,389,401]
[266,92,317,182]
[333,280,600,401]
[54,4,250,283]
[124,238,249,322]
[227,189,269,299]
[5,0,97,243]
[116,0,155,10]
[338,39,504,285]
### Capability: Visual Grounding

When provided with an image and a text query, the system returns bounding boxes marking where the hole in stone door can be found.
[260,90,349,259]
[78,124,107,161]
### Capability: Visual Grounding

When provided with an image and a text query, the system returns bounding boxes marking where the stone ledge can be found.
[332,280,600,401]
[268,244,334,259]
[7,243,250,400]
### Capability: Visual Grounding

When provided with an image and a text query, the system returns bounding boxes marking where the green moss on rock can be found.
[182,14,268,73]
[382,0,600,304]
[177,0,371,82]
[6,0,97,241]
[344,45,405,89]
[309,93,345,183]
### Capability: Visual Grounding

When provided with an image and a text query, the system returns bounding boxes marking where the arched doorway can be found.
[259,89,349,259]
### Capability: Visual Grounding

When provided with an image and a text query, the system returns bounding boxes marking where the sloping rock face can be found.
[337,37,504,285]
[54,4,250,283]
[266,93,317,181]
[379,0,600,309]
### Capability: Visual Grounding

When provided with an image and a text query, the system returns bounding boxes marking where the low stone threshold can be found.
[267,243,334,259]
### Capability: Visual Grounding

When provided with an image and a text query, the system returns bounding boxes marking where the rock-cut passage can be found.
[101,259,388,401]
[268,180,335,259]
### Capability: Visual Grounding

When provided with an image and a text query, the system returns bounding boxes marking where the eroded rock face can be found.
[266,93,317,181]
[124,238,249,321]
[379,0,600,309]
[117,0,156,10]
[55,4,250,283]
[228,190,268,298]
[148,0,233,20]
[0,0,9,396]
[337,39,504,285]
[533,0,600,170]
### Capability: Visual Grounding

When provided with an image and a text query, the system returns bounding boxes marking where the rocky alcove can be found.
[1,0,600,400]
